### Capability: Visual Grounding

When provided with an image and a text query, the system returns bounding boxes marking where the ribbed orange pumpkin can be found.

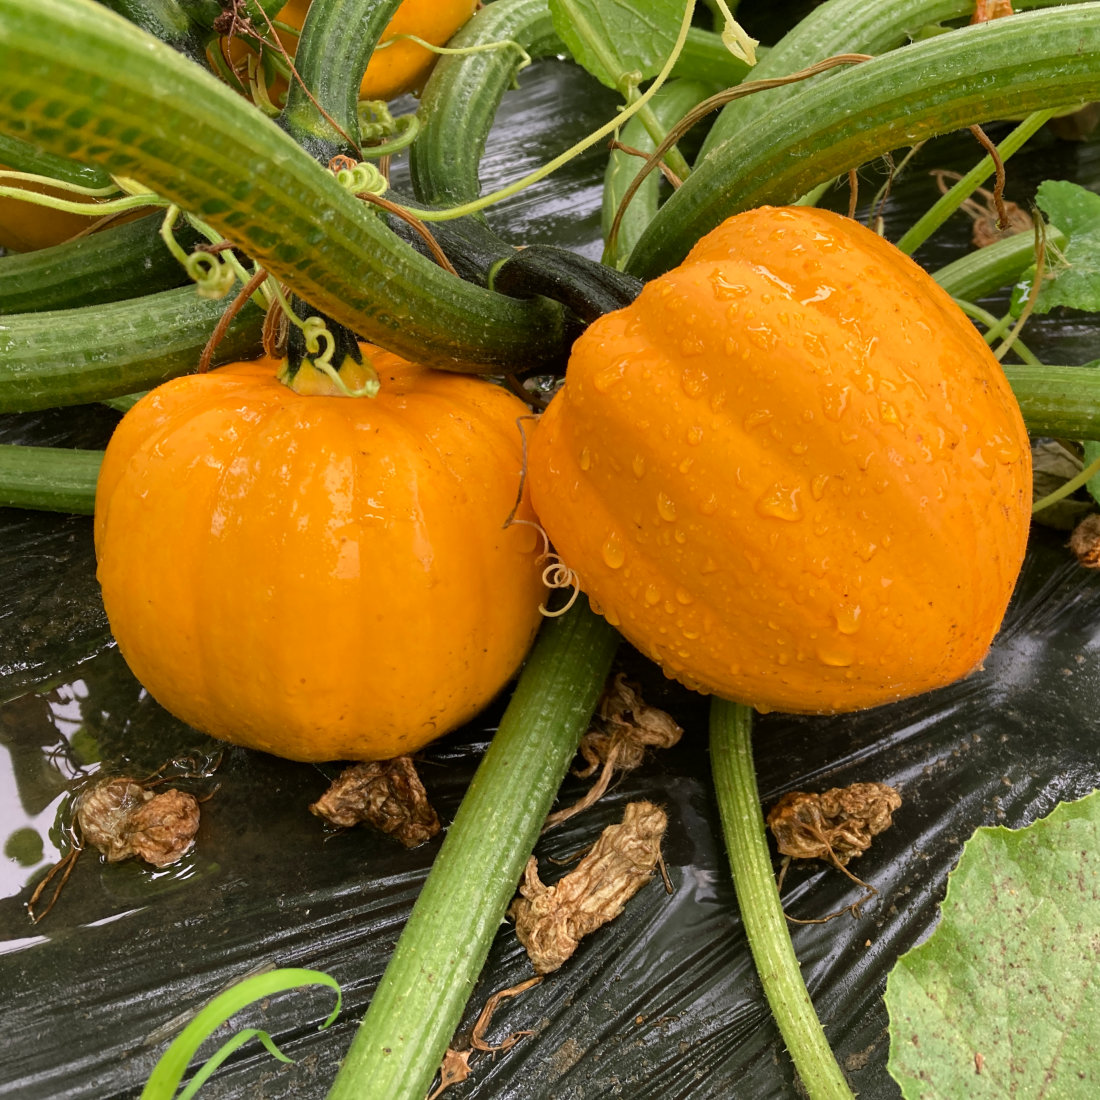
[528,206,1032,714]
[94,348,544,762]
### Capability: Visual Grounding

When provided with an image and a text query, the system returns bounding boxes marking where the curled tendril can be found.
[309,353,381,398]
[331,160,388,198]
[299,315,335,365]
[506,519,582,617]
[357,99,397,142]
[185,251,240,300]
[361,113,421,159]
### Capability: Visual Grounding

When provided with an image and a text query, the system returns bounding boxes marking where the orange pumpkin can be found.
[217,0,477,105]
[94,347,544,762]
[0,166,102,252]
[528,206,1032,714]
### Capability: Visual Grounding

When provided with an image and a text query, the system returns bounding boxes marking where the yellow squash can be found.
[528,206,1032,714]
[95,347,544,762]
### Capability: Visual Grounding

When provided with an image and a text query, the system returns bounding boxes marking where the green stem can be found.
[0,0,567,373]
[1005,364,1100,439]
[279,0,403,158]
[327,603,619,1100]
[602,79,715,269]
[696,0,1071,164]
[0,446,103,514]
[895,110,1055,255]
[628,5,1100,276]
[1032,451,1100,513]
[932,224,1065,300]
[406,0,698,224]
[709,699,854,1100]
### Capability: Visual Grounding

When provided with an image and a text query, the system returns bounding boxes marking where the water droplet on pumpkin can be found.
[744,408,772,431]
[971,446,995,479]
[686,425,704,446]
[678,457,694,474]
[601,532,625,569]
[698,494,718,516]
[593,357,627,393]
[632,453,646,479]
[993,434,1022,464]
[856,542,877,562]
[821,384,850,422]
[833,604,862,635]
[880,401,903,429]
[710,270,751,299]
[746,324,778,351]
[810,474,829,501]
[657,492,677,521]
[817,641,855,667]
[700,556,718,574]
[675,587,693,605]
[756,483,803,522]
[578,447,591,471]
[681,367,708,397]
[644,584,661,606]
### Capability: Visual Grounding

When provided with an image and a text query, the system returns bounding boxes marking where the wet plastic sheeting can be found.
[2,51,1100,1100]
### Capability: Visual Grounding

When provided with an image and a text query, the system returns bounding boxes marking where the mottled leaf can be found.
[886,791,1100,1098]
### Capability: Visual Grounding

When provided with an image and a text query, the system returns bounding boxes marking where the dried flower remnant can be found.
[310,756,440,848]
[78,777,200,867]
[767,782,902,867]
[511,800,668,974]
[543,674,682,830]
[1069,513,1100,568]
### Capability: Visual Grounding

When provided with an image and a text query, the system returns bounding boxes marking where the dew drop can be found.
[700,556,719,575]
[880,401,903,429]
[601,532,625,569]
[593,357,628,393]
[681,367,707,396]
[578,447,591,471]
[657,492,677,521]
[675,587,693,605]
[817,641,855,667]
[810,474,829,501]
[604,607,621,627]
[678,457,694,474]
[632,453,646,479]
[756,482,804,522]
[821,383,850,422]
[833,604,862,635]
[744,408,773,431]
[686,424,704,446]
[699,494,718,516]
[644,584,661,606]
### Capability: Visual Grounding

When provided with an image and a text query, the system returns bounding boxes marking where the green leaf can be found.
[549,0,683,90]
[1035,178,1100,237]
[1013,180,1100,315]
[885,791,1100,1099]
[1084,440,1100,506]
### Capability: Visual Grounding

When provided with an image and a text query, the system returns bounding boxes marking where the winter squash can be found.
[94,346,544,761]
[527,205,1032,714]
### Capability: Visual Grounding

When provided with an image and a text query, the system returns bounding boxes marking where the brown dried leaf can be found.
[545,676,682,830]
[511,800,667,974]
[77,778,199,867]
[1069,513,1100,568]
[309,756,440,848]
[767,782,901,867]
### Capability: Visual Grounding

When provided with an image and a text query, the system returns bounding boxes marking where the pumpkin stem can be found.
[490,244,644,325]
[276,295,380,398]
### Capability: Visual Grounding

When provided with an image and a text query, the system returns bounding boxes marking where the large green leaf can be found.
[548,0,682,90]
[886,791,1100,1098]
